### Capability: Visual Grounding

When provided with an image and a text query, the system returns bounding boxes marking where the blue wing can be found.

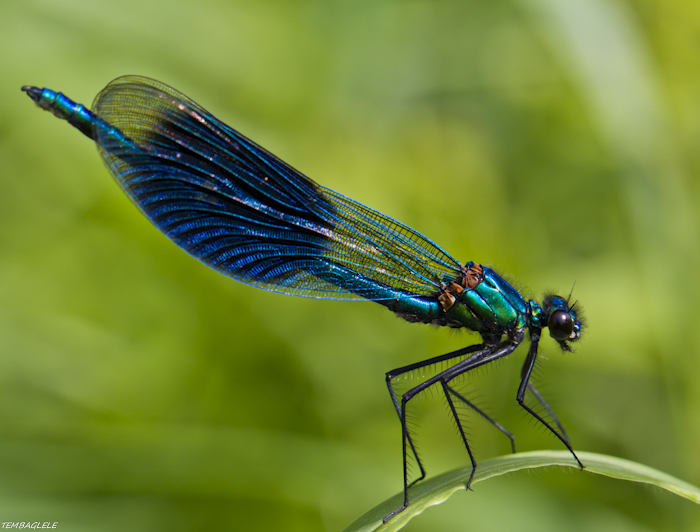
[92,76,462,301]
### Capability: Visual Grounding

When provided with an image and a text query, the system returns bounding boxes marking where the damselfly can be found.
[23,77,584,520]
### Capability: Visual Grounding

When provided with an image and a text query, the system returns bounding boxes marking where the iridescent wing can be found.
[93,76,462,300]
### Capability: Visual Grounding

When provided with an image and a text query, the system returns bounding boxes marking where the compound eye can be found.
[548,309,574,341]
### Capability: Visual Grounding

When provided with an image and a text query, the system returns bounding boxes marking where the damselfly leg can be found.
[517,333,583,468]
[384,336,522,522]
[527,382,569,444]
[385,344,487,492]
[445,384,516,453]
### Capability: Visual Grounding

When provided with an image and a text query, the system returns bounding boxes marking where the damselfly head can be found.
[542,294,583,352]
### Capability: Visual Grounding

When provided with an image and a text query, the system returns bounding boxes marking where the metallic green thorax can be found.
[385,262,530,339]
[383,262,583,349]
[445,266,528,334]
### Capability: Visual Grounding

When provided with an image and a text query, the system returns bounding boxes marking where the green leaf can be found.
[343,451,700,532]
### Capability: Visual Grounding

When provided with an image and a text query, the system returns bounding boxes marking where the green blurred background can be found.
[2,0,700,530]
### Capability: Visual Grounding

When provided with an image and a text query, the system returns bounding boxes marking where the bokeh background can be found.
[2,0,700,530]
